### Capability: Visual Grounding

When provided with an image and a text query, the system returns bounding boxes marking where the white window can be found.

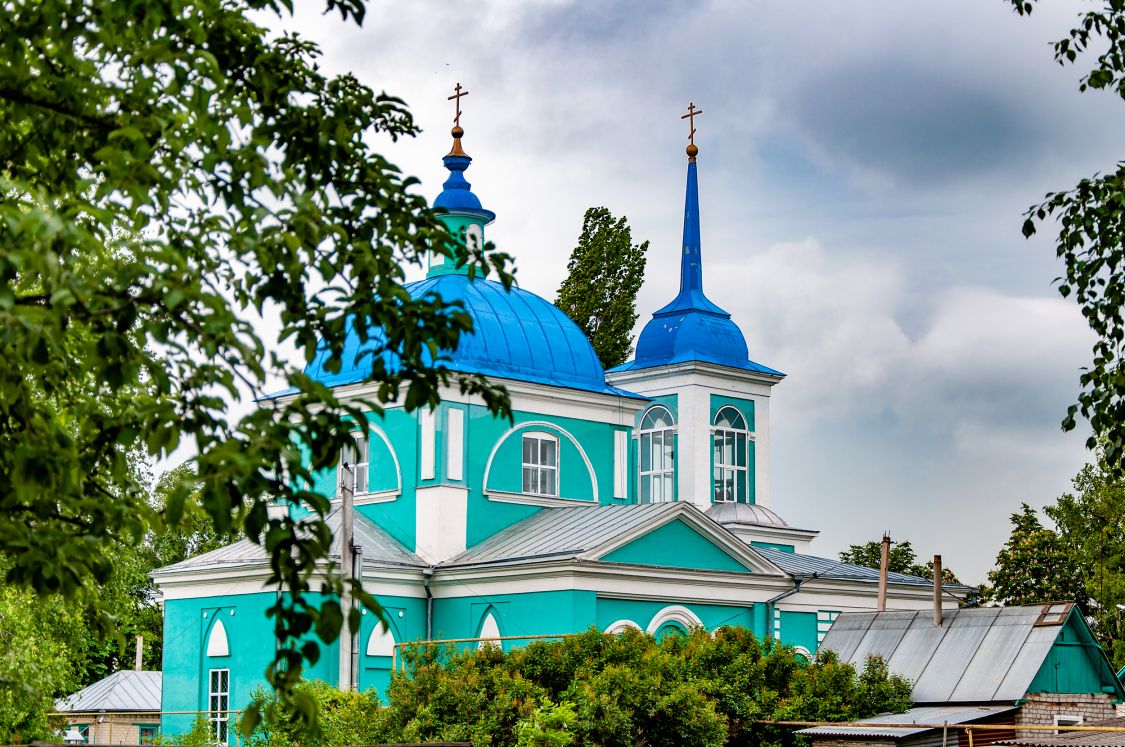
[713,406,749,503]
[1054,715,1083,735]
[208,668,230,743]
[522,432,558,497]
[341,432,369,495]
[639,406,675,503]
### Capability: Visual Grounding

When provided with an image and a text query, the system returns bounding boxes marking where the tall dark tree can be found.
[1,0,512,729]
[985,504,1087,609]
[1010,1,1125,476]
[556,207,648,369]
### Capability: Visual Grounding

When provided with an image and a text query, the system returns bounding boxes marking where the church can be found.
[152,94,957,741]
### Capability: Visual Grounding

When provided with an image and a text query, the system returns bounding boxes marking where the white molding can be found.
[481,420,599,503]
[613,430,628,499]
[646,604,703,634]
[420,410,436,480]
[330,489,400,507]
[486,490,595,508]
[605,619,642,634]
[447,407,465,481]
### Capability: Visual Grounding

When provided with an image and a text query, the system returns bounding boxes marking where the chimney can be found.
[134,635,143,671]
[933,555,943,627]
[876,532,890,612]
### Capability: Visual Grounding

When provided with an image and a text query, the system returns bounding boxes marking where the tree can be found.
[838,539,960,584]
[556,207,648,369]
[985,504,1086,608]
[1046,458,1125,668]
[1,0,511,729]
[1009,1,1125,476]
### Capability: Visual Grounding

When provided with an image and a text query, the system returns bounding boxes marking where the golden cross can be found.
[448,83,469,127]
[681,102,703,146]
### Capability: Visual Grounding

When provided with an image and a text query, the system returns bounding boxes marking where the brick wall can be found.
[1015,693,1116,738]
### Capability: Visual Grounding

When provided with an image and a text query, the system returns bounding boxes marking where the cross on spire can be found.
[448,82,469,128]
[681,102,702,160]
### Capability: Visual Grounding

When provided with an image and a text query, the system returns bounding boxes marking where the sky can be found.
[268,0,1125,583]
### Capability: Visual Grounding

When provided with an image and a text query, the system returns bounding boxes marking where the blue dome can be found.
[304,275,636,396]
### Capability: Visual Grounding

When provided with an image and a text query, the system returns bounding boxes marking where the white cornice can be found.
[606,360,784,391]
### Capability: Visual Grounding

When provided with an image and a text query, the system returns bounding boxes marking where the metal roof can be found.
[153,508,425,575]
[754,548,951,588]
[444,503,685,566]
[1000,717,1125,746]
[818,607,1067,704]
[798,705,1016,738]
[55,670,162,713]
[442,502,777,573]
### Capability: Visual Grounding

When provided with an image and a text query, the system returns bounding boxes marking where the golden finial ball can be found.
[686,143,699,158]
[451,125,464,138]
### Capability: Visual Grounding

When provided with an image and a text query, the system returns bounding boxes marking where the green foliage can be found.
[1009,1,1125,475]
[839,539,960,584]
[1046,457,1125,668]
[0,584,86,743]
[368,627,912,747]
[555,207,648,369]
[246,681,387,747]
[985,504,1087,608]
[0,0,512,730]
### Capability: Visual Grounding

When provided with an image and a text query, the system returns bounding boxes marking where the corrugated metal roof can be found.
[55,670,162,713]
[443,503,684,565]
[1000,717,1125,746]
[754,548,953,587]
[153,508,425,575]
[818,607,1066,704]
[798,705,1016,738]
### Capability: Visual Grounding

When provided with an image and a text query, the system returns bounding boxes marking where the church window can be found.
[477,610,501,650]
[208,668,229,743]
[522,432,558,497]
[639,406,675,503]
[365,620,395,658]
[713,407,748,503]
[341,432,369,495]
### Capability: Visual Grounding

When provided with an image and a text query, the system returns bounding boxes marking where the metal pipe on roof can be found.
[134,635,142,671]
[877,532,890,612]
[934,554,943,627]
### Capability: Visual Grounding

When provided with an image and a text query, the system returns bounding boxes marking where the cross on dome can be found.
[681,102,702,161]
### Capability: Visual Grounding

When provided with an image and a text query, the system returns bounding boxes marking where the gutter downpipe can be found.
[423,568,434,641]
[764,573,817,641]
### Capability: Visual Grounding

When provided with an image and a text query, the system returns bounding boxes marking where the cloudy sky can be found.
[271,0,1124,583]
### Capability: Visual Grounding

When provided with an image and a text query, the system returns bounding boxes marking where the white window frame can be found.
[521,431,559,498]
[1054,715,1083,735]
[639,406,676,503]
[712,406,749,503]
[341,431,370,495]
[208,668,230,744]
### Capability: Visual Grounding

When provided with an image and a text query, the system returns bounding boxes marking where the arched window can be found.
[341,431,369,495]
[522,432,559,497]
[477,610,501,650]
[713,406,748,503]
[366,620,395,658]
[205,619,229,658]
[639,406,675,503]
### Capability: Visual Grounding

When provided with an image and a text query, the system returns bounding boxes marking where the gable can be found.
[1027,611,1125,699]
[600,517,751,573]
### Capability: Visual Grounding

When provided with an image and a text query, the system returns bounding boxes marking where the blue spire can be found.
[433,147,495,222]
[654,158,727,316]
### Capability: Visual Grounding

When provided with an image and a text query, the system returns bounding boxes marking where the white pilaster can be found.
[414,485,467,564]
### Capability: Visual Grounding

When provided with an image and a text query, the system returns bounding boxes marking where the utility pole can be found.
[339,458,356,691]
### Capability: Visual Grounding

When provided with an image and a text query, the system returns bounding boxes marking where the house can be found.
[151,94,963,741]
[55,670,162,745]
[800,604,1125,747]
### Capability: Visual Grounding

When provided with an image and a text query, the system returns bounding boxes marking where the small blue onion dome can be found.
[612,152,783,377]
[304,274,636,397]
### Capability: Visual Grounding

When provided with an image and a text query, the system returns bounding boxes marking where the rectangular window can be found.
[138,725,159,744]
[1054,715,1082,735]
[521,433,558,497]
[209,668,230,743]
[341,433,369,494]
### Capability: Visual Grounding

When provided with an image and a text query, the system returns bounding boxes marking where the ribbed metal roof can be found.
[798,705,1016,738]
[153,508,425,575]
[1000,717,1125,746]
[443,503,684,566]
[55,670,162,713]
[819,607,1069,704]
[754,548,940,587]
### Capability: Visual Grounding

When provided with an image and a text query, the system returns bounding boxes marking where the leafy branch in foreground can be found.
[0,0,511,732]
[1009,0,1125,474]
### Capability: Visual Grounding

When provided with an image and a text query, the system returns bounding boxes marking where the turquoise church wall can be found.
[432,590,597,650]
[161,591,424,736]
[602,518,749,572]
[595,597,755,633]
[777,610,818,653]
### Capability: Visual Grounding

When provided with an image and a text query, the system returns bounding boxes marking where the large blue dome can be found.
[304,274,633,396]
